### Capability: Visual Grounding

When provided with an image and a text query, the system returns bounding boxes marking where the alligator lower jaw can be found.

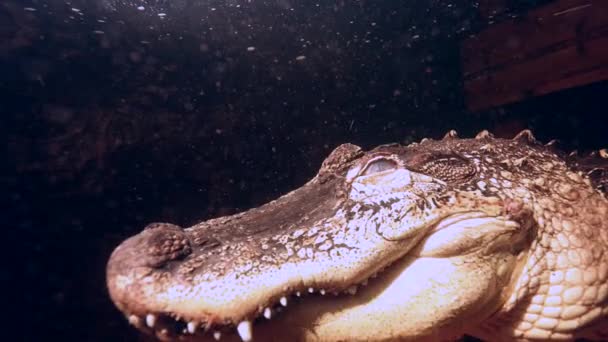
[118,211,514,342]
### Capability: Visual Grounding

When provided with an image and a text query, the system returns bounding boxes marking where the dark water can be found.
[3,0,607,341]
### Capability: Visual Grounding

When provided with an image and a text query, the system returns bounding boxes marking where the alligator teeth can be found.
[320,289,326,295]
[213,331,222,340]
[308,287,314,293]
[128,315,141,327]
[346,285,358,295]
[237,320,253,342]
[279,296,288,306]
[187,321,197,334]
[361,279,368,286]
[145,314,156,328]
[295,291,301,297]
[263,307,272,319]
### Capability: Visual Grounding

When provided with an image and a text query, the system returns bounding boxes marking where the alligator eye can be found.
[362,158,398,175]
[415,155,475,182]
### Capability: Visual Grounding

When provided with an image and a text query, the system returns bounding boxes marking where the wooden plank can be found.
[463,0,597,59]
[465,34,608,111]
[535,65,608,95]
[462,0,608,77]
[462,0,608,111]
[467,65,608,112]
[465,34,608,95]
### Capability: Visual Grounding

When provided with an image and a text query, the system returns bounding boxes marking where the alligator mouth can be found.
[109,209,523,342]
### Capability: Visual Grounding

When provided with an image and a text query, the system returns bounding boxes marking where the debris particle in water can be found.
[137,6,145,11]
[158,13,166,18]
[295,55,306,61]
[24,7,36,11]
[247,46,256,52]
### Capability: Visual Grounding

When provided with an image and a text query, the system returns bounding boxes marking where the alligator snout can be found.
[109,223,192,271]
[106,222,194,319]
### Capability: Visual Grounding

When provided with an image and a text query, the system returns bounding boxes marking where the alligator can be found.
[107,130,608,341]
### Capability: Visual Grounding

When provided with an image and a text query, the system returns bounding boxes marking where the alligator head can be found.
[107,130,608,341]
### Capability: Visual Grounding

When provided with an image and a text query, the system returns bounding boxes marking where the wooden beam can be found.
[462,0,608,112]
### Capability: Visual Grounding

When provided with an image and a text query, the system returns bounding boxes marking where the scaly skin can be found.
[107,130,608,341]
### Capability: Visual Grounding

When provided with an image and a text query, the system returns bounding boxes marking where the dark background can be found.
[2,0,606,341]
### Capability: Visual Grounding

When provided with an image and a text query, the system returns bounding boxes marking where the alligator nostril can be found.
[139,223,192,268]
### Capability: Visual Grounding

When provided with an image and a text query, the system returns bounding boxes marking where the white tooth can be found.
[187,321,197,334]
[263,307,272,319]
[308,287,314,293]
[237,320,253,342]
[362,279,368,286]
[346,285,358,295]
[279,296,288,306]
[295,291,301,297]
[145,314,156,328]
[213,331,222,340]
[320,289,326,295]
[128,315,141,327]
